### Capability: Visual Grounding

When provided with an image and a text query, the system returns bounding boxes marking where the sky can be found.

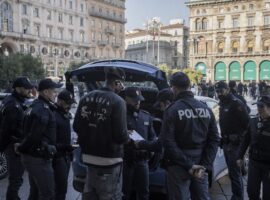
[125,0,190,31]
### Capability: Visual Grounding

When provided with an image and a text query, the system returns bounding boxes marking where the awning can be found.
[244,61,256,80]
[215,62,226,81]
[229,61,241,80]
[260,60,270,80]
[196,63,206,75]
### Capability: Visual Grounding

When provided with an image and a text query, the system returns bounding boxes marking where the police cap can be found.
[215,81,228,91]
[38,78,62,91]
[154,88,174,108]
[169,72,190,88]
[12,76,33,89]
[58,89,76,104]
[104,67,126,81]
[125,87,145,101]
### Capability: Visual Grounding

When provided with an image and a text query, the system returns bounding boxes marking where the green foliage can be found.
[68,61,89,71]
[158,64,203,84]
[0,53,45,89]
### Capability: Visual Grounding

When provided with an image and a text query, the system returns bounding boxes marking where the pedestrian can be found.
[215,81,250,200]
[160,72,220,200]
[53,89,76,200]
[14,78,62,200]
[0,77,33,200]
[237,95,270,200]
[73,67,130,200]
[243,84,248,97]
[122,87,156,200]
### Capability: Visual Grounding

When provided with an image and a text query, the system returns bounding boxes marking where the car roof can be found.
[65,59,169,90]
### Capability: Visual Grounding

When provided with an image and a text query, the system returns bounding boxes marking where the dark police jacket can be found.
[0,91,26,151]
[160,91,220,171]
[124,107,156,163]
[238,116,270,165]
[73,88,129,164]
[18,96,57,158]
[54,105,72,157]
[219,94,250,140]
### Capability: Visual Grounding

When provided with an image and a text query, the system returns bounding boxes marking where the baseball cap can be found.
[12,77,33,89]
[215,81,228,91]
[104,67,126,81]
[169,72,190,88]
[154,88,174,108]
[38,78,63,91]
[58,89,76,104]
[125,87,145,101]
[253,95,270,107]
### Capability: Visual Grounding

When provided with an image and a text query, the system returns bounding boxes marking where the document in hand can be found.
[129,130,144,141]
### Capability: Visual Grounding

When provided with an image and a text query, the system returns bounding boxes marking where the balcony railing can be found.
[105,27,114,35]
[89,10,127,24]
[97,40,108,46]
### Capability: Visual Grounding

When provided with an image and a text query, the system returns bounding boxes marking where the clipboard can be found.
[129,130,144,141]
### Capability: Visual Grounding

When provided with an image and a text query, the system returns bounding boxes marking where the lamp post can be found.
[53,48,58,77]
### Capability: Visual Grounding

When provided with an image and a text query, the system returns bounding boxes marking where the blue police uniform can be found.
[160,91,220,200]
[123,107,156,200]
[219,93,250,200]
[238,116,270,200]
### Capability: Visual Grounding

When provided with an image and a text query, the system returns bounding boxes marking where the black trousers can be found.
[247,159,270,200]
[52,156,71,200]
[5,144,25,200]
[123,161,149,200]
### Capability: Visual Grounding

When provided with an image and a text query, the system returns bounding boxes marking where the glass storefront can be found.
[229,61,241,80]
[260,60,270,80]
[215,62,226,81]
[195,62,206,75]
[244,61,256,81]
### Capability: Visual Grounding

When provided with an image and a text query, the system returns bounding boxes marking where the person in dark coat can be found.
[237,95,270,200]
[0,77,33,200]
[53,90,76,200]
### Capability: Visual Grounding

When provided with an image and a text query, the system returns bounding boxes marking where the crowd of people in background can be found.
[191,80,270,100]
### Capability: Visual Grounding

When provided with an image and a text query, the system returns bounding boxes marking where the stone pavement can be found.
[0,170,248,200]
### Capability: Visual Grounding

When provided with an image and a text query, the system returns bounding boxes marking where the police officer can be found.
[237,95,270,200]
[215,81,250,200]
[15,78,62,200]
[73,67,129,200]
[0,77,32,200]
[53,90,76,200]
[122,87,156,200]
[160,72,220,200]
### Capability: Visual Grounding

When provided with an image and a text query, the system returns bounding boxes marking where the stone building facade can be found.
[0,0,125,77]
[125,19,189,69]
[187,0,270,82]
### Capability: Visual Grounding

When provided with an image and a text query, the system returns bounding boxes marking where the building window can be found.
[218,42,224,53]
[69,30,74,41]
[69,1,72,9]
[80,18,84,26]
[263,39,270,52]
[47,0,51,3]
[81,4,84,12]
[59,0,62,6]
[99,22,102,29]
[195,18,201,30]
[266,3,270,9]
[232,18,239,28]
[34,24,40,36]
[69,16,73,25]
[33,8,39,17]
[248,17,254,26]
[249,4,254,11]
[247,40,254,52]
[20,44,24,53]
[80,31,85,42]
[47,26,52,38]
[202,18,207,30]
[58,28,63,39]
[91,32,95,41]
[232,41,239,53]
[264,15,270,25]
[58,13,63,23]
[22,4,27,15]
[218,20,224,29]
[91,19,95,27]
[234,6,239,11]
[47,10,51,20]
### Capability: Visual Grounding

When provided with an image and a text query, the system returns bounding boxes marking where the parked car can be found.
[65,59,227,195]
[0,92,10,180]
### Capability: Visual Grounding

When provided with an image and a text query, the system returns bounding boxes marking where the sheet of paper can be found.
[129,130,144,141]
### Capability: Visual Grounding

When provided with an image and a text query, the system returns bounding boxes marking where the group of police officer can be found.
[0,77,76,200]
[1,67,270,200]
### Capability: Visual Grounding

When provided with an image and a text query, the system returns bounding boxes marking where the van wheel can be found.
[0,152,8,180]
